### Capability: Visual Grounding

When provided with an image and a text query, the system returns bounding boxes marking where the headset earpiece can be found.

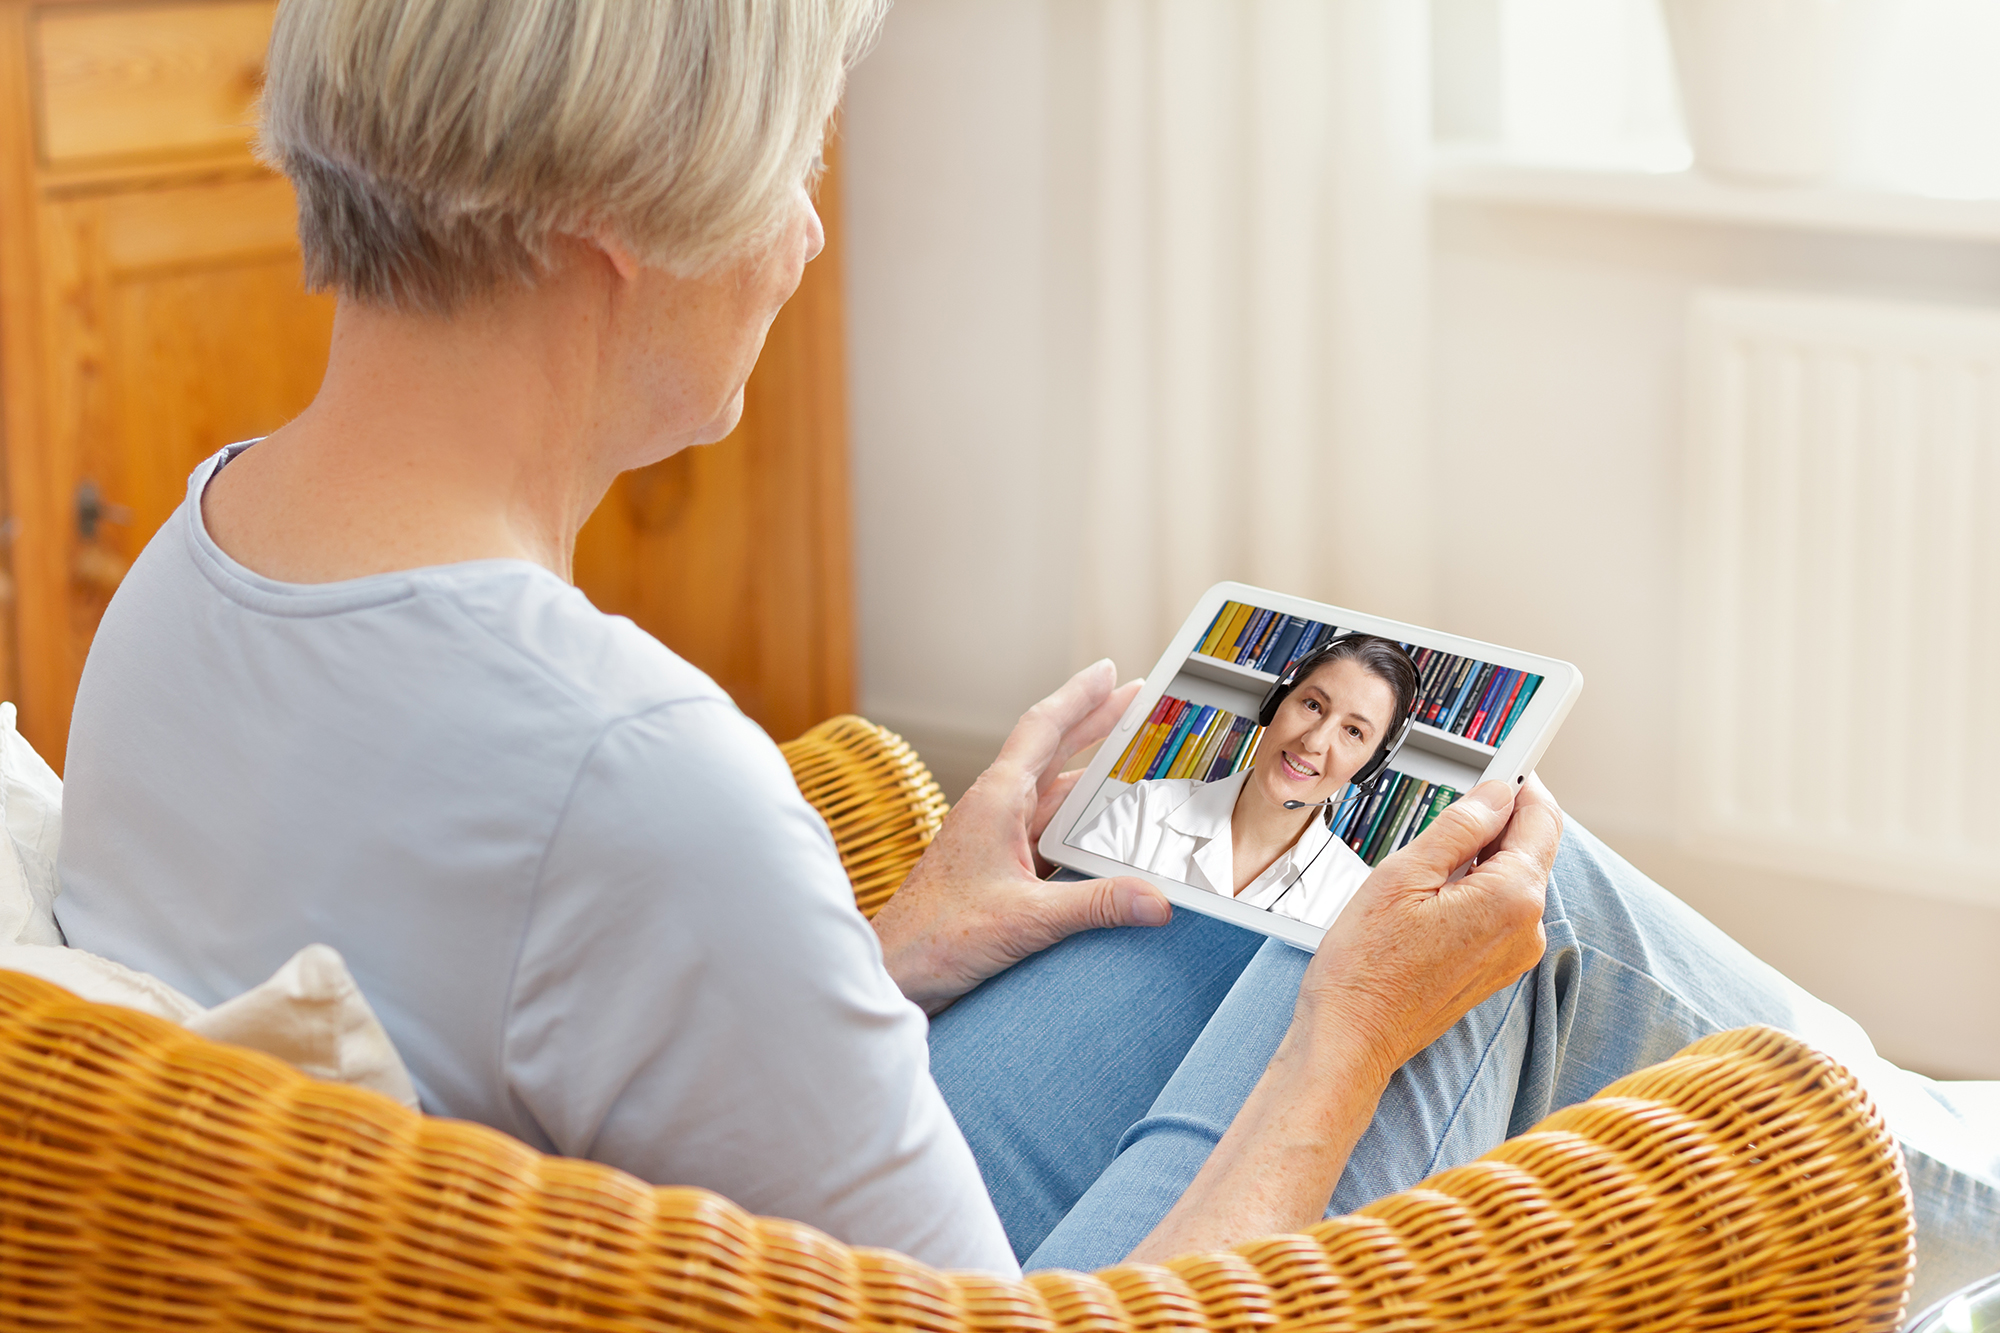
[1349,713,1415,791]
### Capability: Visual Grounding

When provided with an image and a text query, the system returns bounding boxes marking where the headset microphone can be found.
[1282,797,1334,810]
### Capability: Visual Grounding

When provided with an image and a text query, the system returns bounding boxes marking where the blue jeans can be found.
[929,822,2000,1309]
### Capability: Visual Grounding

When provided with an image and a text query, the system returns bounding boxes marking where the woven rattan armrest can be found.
[0,968,1914,1332]
[782,715,949,917]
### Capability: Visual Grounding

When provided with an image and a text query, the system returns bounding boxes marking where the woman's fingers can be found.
[1451,774,1563,897]
[993,663,1144,795]
[1035,678,1142,790]
[993,660,1119,783]
[1030,768,1087,842]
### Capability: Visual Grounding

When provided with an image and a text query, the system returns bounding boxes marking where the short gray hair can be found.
[259,0,887,314]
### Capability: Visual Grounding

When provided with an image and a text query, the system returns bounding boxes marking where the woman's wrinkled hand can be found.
[871,660,1174,1013]
[1295,775,1563,1090]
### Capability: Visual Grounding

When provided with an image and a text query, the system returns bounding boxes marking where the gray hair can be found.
[258,0,887,314]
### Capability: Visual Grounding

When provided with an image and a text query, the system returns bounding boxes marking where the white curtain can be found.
[1049,0,1436,675]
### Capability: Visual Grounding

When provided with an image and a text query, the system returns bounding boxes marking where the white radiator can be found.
[1681,291,2000,907]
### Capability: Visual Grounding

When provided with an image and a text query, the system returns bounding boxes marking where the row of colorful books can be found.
[1407,648,1542,749]
[1330,770,1461,867]
[1196,599,1543,750]
[1196,600,1346,678]
[1109,694,1265,785]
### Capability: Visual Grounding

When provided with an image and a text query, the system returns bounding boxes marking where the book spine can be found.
[1244,611,1285,667]
[1494,674,1542,746]
[1151,704,1208,780]
[1181,710,1223,781]
[1393,780,1440,854]
[1196,602,1240,658]
[1111,696,1173,781]
[1358,777,1402,861]
[1479,670,1527,746]
[1384,777,1430,859]
[1418,784,1458,839]
[1415,649,1451,720]
[1329,786,1358,841]
[1238,723,1266,775]
[1431,655,1473,727]
[1160,708,1202,780]
[1384,781,1425,858]
[1466,667,1515,743]
[1443,661,1491,734]
[1169,707,1221,779]
[1198,710,1241,778]
[1257,616,1307,675]
[1203,717,1247,782]
[1348,771,1399,856]
[1246,616,1284,672]
[1223,603,1257,657]
[1385,776,1430,861]
[1130,697,1187,781]
[1233,609,1273,664]
[1284,621,1328,674]
[1361,775,1418,864]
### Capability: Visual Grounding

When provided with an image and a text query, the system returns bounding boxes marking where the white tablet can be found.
[1038,582,1583,952]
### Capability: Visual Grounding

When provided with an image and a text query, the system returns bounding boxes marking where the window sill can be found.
[1431,149,2000,245]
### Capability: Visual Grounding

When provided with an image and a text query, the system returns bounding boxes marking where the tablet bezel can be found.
[1038,581,1583,952]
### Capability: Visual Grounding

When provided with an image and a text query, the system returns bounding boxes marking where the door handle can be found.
[75,480,133,543]
[74,480,134,593]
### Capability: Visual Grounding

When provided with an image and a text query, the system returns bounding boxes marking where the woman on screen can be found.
[1073,635,1419,928]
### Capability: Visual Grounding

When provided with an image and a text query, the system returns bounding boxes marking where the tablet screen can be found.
[1054,589,1572,942]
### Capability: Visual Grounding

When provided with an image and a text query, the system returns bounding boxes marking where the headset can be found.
[1255,633,1420,912]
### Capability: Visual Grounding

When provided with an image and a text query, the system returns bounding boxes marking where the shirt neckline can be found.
[183,442,562,617]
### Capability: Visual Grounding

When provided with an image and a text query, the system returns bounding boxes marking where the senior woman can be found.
[51,0,1996,1299]
[1074,635,1417,928]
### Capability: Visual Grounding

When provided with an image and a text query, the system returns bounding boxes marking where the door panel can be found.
[28,173,334,760]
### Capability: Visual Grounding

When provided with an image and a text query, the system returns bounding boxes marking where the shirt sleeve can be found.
[503,698,1017,1274]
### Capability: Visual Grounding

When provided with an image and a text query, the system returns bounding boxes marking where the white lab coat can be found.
[1071,768,1369,928]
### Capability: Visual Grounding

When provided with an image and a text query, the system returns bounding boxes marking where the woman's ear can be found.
[586,231,644,283]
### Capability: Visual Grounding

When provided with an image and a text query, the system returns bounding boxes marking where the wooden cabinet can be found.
[0,0,853,768]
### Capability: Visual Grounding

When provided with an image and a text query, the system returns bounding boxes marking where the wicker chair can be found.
[0,716,1920,1331]
[781,715,951,918]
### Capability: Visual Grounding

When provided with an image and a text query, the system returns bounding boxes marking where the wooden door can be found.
[35,177,338,749]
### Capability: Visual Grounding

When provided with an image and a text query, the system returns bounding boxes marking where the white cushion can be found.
[0,940,419,1107]
[0,702,63,947]
[0,702,419,1107]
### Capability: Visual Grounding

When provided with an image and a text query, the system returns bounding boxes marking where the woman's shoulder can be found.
[418,562,728,718]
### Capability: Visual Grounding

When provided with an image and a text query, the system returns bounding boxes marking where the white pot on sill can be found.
[1659,0,1888,186]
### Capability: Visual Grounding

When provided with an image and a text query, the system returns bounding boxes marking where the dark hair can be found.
[1292,634,1418,733]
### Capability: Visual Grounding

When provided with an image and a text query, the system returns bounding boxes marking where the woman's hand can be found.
[871,661,1174,1013]
[1298,775,1561,1087]
[1128,774,1561,1262]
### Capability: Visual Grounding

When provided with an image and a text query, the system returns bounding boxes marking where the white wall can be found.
[1430,202,2000,1079]
[843,1,1076,784]
[842,2,2000,1077]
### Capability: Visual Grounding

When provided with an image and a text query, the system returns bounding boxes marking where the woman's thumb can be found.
[1067,876,1173,933]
